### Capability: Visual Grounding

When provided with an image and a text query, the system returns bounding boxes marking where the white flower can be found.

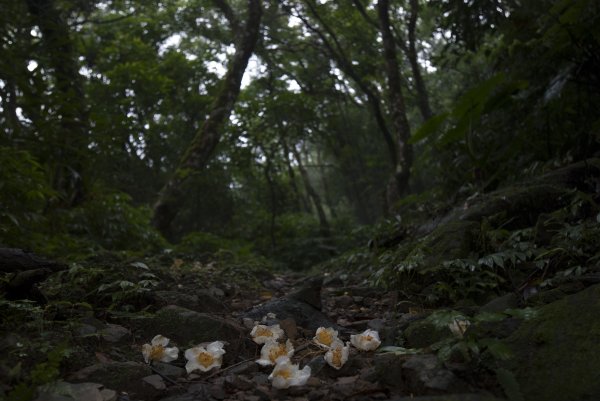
[256,339,294,366]
[324,340,349,370]
[250,324,284,344]
[268,357,311,389]
[313,327,339,349]
[448,318,470,338]
[142,335,179,363]
[350,329,381,351]
[184,341,226,373]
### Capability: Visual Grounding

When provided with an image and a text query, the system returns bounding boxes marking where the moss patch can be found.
[503,284,600,401]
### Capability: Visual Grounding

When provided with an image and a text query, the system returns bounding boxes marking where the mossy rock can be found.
[502,283,600,401]
[422,220,480,267]
[404,319,452,349]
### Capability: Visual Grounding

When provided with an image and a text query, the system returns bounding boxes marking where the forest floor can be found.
[3,159,600,401]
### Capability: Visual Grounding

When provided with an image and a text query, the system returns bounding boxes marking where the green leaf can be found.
[409,113,449,144]
[480,338,512,360]
[377,346,421,355]
[496,368,525,401]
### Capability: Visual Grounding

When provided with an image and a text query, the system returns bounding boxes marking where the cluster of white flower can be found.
[141,334,226,374]
[249,317,382,389]
[250,323,311,389]
[141,318,382,390]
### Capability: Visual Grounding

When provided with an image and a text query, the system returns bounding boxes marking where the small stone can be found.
[336,295,354,308]
[100,324,130,343]
[142,375,166,390]
[209,384,226,400]
[152,362,185,379]
[100,388,117,401]
[306,377,321,387]
[353,296,364,304]
[225,374,254,391]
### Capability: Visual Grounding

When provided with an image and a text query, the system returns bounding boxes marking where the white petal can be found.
[161,346,179,362]
[184,347,200,361]
[314,327,339,348]
[151,334,170,347]
[185,359,202,374]
[142,344,152,363]
[289,365,311,386]
[324,340,349,370]
[207,341,225,354]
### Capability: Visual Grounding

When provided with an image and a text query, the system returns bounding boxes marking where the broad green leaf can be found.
[409,113,449,144]
[496,368,525,401]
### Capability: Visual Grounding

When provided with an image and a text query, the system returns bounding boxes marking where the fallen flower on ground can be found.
[350,329,381,351]
[256,339,295,366]
[251,324,284,344]
[313,326,339,349]
[184,341,226,373]
[448,318,470,338]
[324,339,349,370]
[268,357,311,389]
[141,335,179,363]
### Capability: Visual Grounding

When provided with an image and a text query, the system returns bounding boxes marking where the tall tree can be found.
[377,0,413,204]
[26,0,90,206]
[152,0,262,237]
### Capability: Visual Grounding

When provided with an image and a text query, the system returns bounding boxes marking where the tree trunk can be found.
[317,149,337,219]
[406,0,432,121]
[281,136,311,213]
[152,0,262,237]
[26,0,89,206]
[291,144,330,238]
[378,0,413,205]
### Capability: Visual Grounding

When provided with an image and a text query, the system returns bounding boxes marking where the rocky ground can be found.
[3,159,600,401]
[3,253,598,401]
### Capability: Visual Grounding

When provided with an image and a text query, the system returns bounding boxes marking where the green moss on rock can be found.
[502,284,600,401]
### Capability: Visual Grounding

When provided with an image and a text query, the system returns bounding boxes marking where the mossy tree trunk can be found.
[152,0,262,237]
[378,0,413,206]
[26,0,89,207]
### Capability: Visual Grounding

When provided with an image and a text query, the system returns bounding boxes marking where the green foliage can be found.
[0,147,55,248]
[426,308,536,365]
[175,231,252,258]
[6,344,69,401]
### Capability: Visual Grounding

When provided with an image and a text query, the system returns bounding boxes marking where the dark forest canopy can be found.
[1,0,599,267]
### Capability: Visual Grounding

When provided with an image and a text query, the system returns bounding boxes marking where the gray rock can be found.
[142,375,166,390]
[402,354,465,393]
[100,323,130,343]
[141,305,248,363]
[152,362,185,379]
[33,382,115,401]
[386,395,504,401]
[68,361,156,400]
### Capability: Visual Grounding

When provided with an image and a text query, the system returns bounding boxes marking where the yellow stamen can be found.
[317,330,333,346]
[268,344,287,362]
[274,367,292,379]
[365,335,373,341]
[149,345,165,361]
[255,327,273,337]
[332,347,342,367]
[197,351,215,368]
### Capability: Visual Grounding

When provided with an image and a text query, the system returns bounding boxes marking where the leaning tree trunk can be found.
[291,144,331,238]
[152,0,262,237]
[378,0,413,206]
[26,0,89,207]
